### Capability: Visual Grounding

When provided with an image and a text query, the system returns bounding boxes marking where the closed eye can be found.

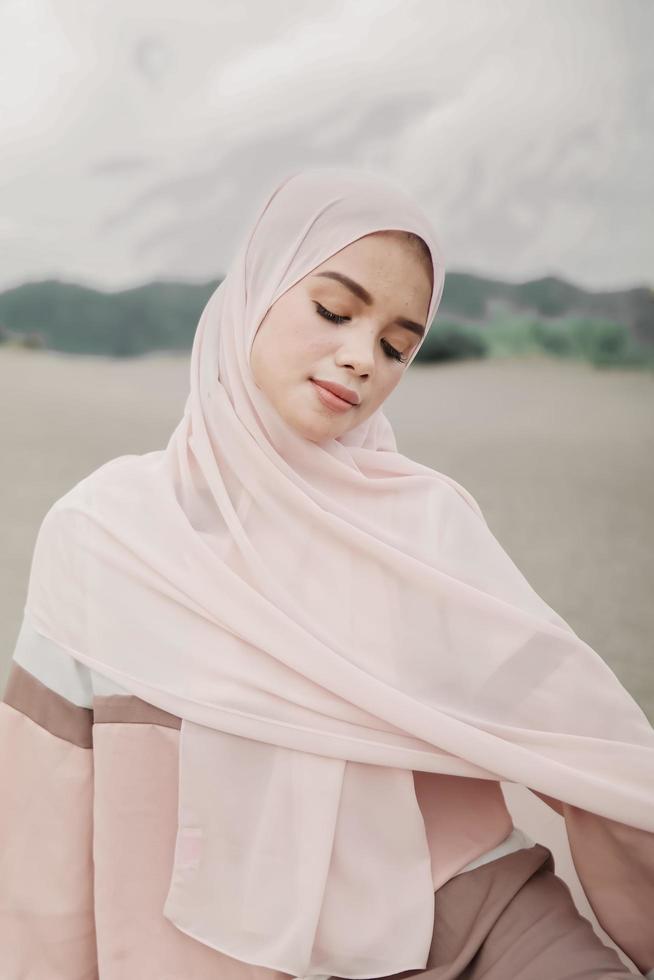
[314,303,408,363]
[315,301,348,324]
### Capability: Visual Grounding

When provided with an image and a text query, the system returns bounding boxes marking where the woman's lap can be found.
[456,849,636,979]
[374,843,637,980]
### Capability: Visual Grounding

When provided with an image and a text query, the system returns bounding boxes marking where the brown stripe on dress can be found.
[2,661,93,748]
[93,694,182,730]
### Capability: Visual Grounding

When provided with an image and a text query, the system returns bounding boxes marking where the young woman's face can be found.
[250,231,433,443]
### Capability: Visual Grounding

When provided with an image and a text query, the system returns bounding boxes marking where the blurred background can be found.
[1,0,652,728]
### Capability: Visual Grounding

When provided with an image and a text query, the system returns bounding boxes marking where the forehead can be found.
[307,238,432,308]
[310,233,430,285]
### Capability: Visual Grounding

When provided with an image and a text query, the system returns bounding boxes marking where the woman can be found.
[1,168,652,980]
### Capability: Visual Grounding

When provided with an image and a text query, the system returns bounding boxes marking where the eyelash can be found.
[314,303,408,364]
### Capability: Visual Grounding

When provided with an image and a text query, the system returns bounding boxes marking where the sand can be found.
[1,345,652,970]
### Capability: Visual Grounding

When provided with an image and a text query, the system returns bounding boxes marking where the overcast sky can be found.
[1,0,652,294]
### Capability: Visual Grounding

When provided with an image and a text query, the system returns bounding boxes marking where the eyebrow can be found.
[311,270,426,339]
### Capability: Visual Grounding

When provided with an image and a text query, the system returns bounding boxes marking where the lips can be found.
[311,378,360,405]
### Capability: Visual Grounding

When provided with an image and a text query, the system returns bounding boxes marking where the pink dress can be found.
[1,613,652,979]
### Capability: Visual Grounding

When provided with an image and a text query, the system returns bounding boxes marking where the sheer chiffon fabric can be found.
[23,169,654,976]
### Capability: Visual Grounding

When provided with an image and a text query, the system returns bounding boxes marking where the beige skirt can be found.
[339,844,637,980]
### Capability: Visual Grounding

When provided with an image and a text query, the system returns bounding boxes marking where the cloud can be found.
[0,0,652,292]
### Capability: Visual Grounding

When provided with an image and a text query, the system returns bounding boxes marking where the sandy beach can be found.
[1,344,652,970]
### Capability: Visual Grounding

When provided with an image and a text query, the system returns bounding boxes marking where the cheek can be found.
[289,321,332,369]
[253,315,297,372]
[367,368,403,412]
[304,335,333,362]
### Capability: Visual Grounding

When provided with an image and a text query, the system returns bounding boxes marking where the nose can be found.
[334,330,375,377]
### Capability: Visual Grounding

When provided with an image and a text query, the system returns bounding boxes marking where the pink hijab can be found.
[24,168,654,977]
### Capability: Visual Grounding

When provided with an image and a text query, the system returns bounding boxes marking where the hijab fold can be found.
[23,169,654,978]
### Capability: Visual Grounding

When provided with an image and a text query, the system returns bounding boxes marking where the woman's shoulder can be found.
[2,609,174,757]
[7,610,131,712]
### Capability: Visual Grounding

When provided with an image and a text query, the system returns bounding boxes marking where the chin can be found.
[296,423,335,443]
[289,413,342,443]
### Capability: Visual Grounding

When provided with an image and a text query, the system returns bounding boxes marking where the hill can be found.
[0,272,651,358]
